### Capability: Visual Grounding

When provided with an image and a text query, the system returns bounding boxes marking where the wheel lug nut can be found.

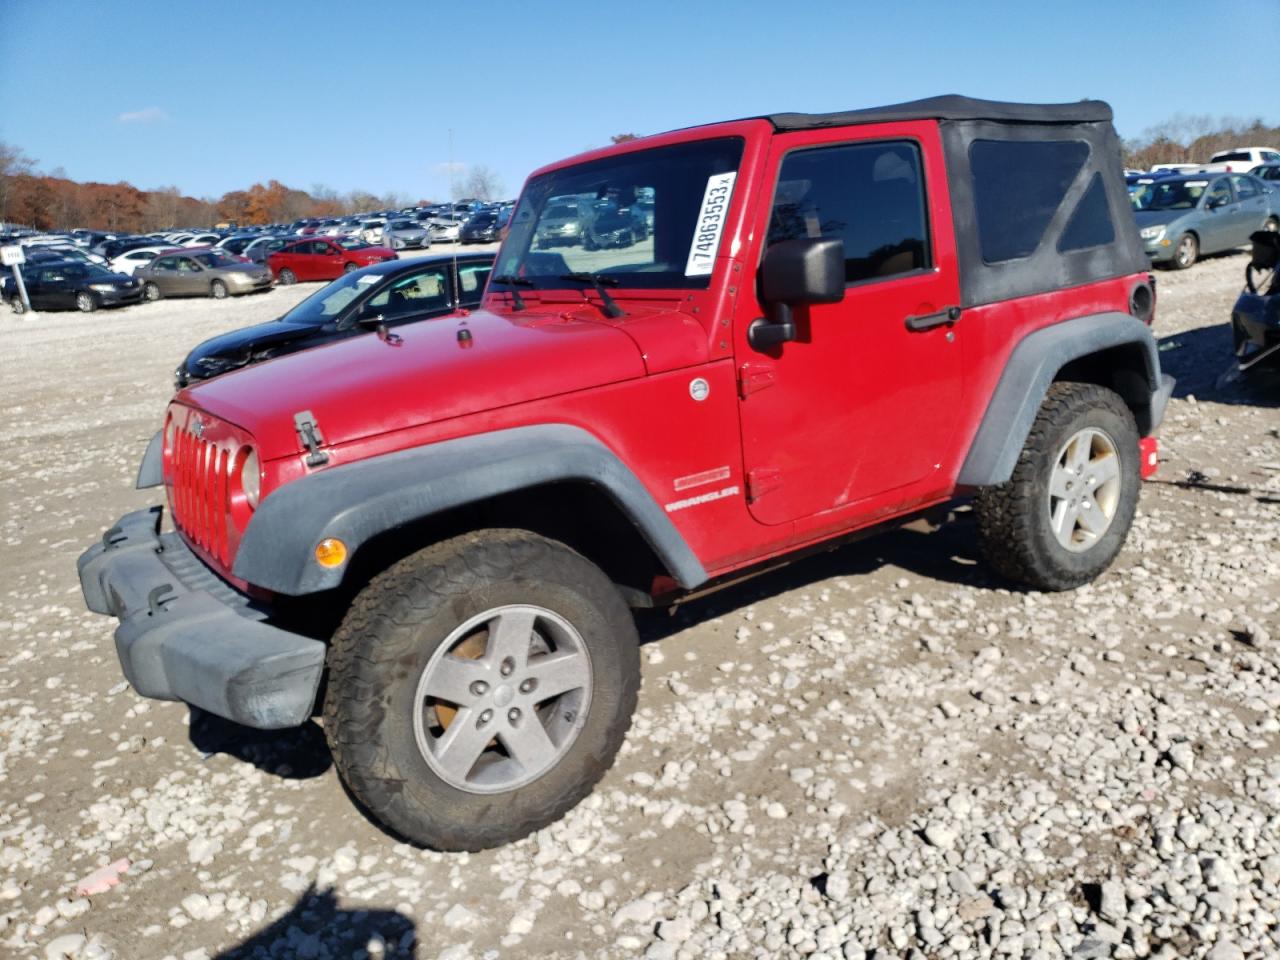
[470,680,489,697]
[500,657,515,677]
[508,708,521,724]
[478,709,493,726]
[519,678,537,694]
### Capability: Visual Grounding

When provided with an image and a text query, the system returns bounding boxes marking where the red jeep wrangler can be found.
[79,96,1171,850]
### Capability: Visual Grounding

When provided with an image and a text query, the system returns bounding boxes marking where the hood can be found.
[178,306,653,459]
[1133,209,1191,229]
[181,317,322,381]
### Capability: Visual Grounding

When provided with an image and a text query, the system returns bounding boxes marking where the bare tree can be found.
[460,164,504,201]
[0,142,36,225]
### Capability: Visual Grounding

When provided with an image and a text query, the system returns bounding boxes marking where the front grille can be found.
[170,422,231,567]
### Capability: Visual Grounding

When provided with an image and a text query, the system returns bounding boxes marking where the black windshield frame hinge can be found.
[293,410,330,467]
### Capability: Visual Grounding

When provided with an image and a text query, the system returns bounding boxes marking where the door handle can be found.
[905,306,961,332]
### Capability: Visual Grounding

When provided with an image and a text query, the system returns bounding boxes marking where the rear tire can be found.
[210,279,228,299]
[975,382,1140,591]
[76,291,97,313]
[1171,232,1198,270]
[276,268,296,286]
[324,529,639,851]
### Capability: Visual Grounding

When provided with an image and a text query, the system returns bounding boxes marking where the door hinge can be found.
[746,467,782,501]
[293,410,330,467]
[738,361,776,399]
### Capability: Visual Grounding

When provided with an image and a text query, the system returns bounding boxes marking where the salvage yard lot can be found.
[1,251,1278,959]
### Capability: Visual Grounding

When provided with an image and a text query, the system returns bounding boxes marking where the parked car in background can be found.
[1132,173,1278,269]
[533,200,586,247]
[175,252,495,385]
[427,218,463,243]
[459,210,508,243]
[1199,147,1280,174]
[23,245,109,266]
[1149,163,1201,175]
[3,259,142,313]
[582,204,643,249]
[382,219,431,250]
[1249,163,1280,184]
[242,235,292,263]
[216,235,261,255]
[268,237,396,284]
[359,218,388,244]
[108,245,178,275]
[181,233,222,247]
[136,250,273,300]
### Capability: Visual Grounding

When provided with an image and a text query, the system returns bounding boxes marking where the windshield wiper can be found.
[490,274,532,311]
[559,272,624,318]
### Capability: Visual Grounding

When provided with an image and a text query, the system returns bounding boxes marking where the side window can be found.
[1205,179,1232,207]
[1058,173,1116,253]
[969,139,1089,263]
[768,140,930,284]
[153,256,177,271]
[177,258,197,272]
[457,263,491,305]
[1264,151,1280,163]
[367,269,450,316]
[1232,175,1259,199]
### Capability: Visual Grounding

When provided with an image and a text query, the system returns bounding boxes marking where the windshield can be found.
[281,268,384,326]
[495,137,744,289]
[1130,180,1207,211]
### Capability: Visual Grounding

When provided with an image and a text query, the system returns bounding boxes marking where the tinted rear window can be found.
[1212,152,1251,162]
[1058,173,1115,252]
[970,139,1089,263]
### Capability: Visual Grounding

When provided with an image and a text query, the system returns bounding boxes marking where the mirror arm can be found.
[747,302,796,350]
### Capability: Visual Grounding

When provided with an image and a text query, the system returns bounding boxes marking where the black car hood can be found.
[180,317,325,383]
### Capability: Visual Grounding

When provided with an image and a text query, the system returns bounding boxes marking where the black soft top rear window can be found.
[969,139,1089,263]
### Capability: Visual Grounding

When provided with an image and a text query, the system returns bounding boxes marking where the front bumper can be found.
[77,507,325,729]
[98,287,145,306]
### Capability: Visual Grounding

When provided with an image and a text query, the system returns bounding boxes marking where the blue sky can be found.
[1,0,1276,202]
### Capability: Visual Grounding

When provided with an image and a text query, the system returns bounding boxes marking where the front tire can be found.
[1172,232,1198,270]
[975,382,1140,591]
[324,529,639,851]
[143,282,161,302]
[75,291,97,313]
[343,262,358,274]
[10,298,27,315]
[210,279,228,299]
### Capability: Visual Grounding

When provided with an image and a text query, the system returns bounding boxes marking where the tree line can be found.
[0,142,506,233]
[1122,115,1280,170]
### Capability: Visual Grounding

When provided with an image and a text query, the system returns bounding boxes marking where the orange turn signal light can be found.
[314,538,348,568]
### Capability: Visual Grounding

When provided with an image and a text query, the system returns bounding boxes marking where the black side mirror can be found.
[749,237,845,349]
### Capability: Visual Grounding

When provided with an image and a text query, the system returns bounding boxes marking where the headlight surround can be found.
[240,448,260,509]
[89,283,115,292]
[229,272,253,283]
[1140,225,1166,241]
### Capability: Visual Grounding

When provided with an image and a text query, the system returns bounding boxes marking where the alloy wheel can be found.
[1046,427,1122,552]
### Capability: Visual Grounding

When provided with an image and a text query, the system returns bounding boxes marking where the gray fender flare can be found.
[956,311,1173,488]
[232,424,709,595]
[136,430,163,489]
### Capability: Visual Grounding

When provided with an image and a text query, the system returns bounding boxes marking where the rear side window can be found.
[970,139,1089,263]
[458,263,492,304]
[768,140,930,284]
[1058,173,1115,252]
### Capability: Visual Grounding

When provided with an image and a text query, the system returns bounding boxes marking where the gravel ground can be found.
[0,248,1277,960]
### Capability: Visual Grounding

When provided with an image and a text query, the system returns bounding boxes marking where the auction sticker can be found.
[684,171,737,277]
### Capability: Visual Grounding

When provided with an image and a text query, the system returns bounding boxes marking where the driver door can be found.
[736,122,964,526]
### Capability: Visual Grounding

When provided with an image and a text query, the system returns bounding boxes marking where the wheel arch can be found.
[956,311,1173,489]
[232,424,708,599]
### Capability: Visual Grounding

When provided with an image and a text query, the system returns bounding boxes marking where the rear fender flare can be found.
[232,424,709,596]
[957,311,1168,488]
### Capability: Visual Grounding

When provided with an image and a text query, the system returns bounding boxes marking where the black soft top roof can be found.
[766,95,1112,131]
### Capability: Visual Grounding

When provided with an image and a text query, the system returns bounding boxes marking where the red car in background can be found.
[267,238,397,284]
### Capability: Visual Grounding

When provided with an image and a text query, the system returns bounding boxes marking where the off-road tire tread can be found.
[323,529,638,851]
[974,382,1139,592]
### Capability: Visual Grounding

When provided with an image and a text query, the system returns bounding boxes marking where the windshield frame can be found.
[494,135,747,292]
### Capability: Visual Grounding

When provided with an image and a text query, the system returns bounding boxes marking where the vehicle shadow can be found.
[1157,323,1280,407]
[188,708,332,779]
[213,884,417,959]
[638,512,997,645]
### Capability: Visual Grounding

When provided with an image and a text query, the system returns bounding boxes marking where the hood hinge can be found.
[293,410,330,467]
[738,361,776,399]
[746,467,782,502]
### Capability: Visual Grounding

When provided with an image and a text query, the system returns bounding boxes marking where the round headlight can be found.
[240,448,260,509]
